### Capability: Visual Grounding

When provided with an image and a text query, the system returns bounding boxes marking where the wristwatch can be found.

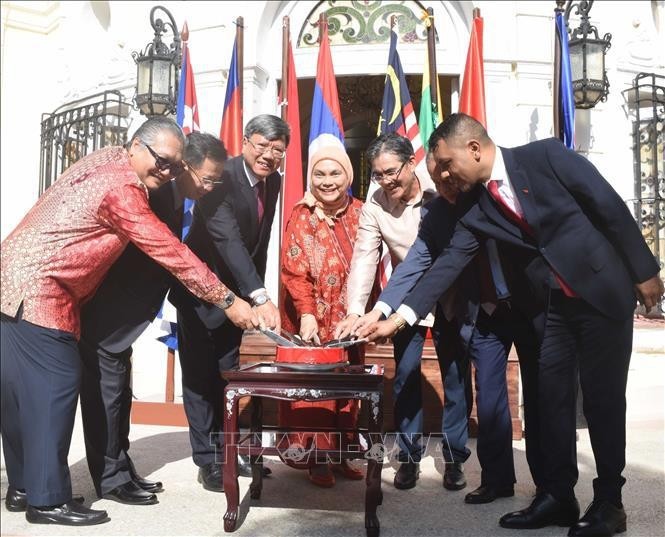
[218,291,236,310]
[252,293,270,307]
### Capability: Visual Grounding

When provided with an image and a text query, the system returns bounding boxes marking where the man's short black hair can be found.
[427,113,490,153]
[183,132,228,167]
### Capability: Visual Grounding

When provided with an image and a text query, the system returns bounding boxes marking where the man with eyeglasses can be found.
[1,118,258,526]
[77,132,227,507]
[169,114,290,492]
[335,133,473,492]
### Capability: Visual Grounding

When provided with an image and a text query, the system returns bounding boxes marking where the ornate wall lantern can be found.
[560,0,612,109]
[132,6,181,116]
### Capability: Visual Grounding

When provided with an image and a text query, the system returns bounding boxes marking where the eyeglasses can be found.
[245,138,286,159]
[370,160,407,183]
[144,143,184,175]
[184,161,224,188]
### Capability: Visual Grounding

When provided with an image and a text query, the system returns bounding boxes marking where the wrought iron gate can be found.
[39,90,131,195]
[623,73,664,311]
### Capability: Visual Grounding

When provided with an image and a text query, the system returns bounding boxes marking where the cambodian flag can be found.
[220,36,242,157]
[307,19,345,188]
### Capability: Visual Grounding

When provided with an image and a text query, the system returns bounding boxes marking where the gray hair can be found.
[244,114,290,146]
[366,133,414,166]
[128,117,185,148]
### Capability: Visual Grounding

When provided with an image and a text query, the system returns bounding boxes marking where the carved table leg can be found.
[365,391,383,537]
[223,387,240,532]
[249,396,263,500]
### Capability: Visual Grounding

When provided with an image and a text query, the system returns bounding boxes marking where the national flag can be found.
[418,44,444,148]
[459,14,487,127]
[372,30,427,287]
[554,11,575,149]
[378,30,426,165]
[154,25,201,351]
[280,39,303,234]
[308,18,345,188]
[220,36,242,157]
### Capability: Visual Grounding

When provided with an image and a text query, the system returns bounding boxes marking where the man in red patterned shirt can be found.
[0,117,258,526]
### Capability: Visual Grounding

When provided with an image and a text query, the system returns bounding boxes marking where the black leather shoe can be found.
[103,481,158,505]
[443,462,467,491]
[465,484,514,504]
[128,465,163,493]
[394,462,419,490]
[238,454,272,478]
[500,492,580,529]
[198,462,224,492]
[568,500,627,536]
[5,486,84,512]
[26,501,109,526]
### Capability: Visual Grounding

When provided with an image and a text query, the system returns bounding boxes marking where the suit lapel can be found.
[478,187,524,240]
[500,147,542,237]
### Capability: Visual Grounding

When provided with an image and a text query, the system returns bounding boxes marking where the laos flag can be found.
[307,19,344,188]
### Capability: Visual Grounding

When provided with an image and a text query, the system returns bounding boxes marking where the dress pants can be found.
[392,307,471,464]
[79,339,134,495]
[539,290,633,504]
[176,307,243,467]
[468,306,515,487]
[1,313,80,507]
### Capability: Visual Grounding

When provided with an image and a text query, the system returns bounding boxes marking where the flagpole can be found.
[278,15,290,300]
[236,17,244,133]
[553,1,564,140]
[426,8,438,118]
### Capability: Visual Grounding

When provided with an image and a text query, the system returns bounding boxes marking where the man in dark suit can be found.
[363,113,663,536]
[78,132,227,505]
[168,114,289,492]
[356,150,542,503]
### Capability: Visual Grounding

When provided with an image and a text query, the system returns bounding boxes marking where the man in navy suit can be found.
[78,133,228,506]
[363,114,663,536]
[355,151,542,504]
[169,115,289,492]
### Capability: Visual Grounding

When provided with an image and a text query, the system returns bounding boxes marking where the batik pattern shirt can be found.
[1,146,227,338]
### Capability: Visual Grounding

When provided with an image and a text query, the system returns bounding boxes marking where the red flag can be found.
[280,41,303,234]
[459,15,486,127]
[220,37,242,156]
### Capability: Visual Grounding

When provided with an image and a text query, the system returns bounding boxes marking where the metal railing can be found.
[39,90,132,195]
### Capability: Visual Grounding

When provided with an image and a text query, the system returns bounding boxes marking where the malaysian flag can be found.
[373,29,426,287]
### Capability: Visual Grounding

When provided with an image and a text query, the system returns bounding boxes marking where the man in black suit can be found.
[169,114,289,492]
[363,114,663,536]
[79,133,228,505]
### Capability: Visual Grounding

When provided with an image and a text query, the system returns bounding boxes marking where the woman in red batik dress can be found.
[279,145,366,488]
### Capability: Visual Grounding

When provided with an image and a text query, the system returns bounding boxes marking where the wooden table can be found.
[221,362,385,537]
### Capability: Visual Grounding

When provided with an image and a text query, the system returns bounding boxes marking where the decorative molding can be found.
[298,0,432,47]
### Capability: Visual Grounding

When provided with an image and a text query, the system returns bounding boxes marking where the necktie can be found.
[255,180,265,225]
[476,248,498,315]
[486,180,577,297]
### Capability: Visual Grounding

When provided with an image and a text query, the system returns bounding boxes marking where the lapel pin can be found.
[522,188,529,194]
